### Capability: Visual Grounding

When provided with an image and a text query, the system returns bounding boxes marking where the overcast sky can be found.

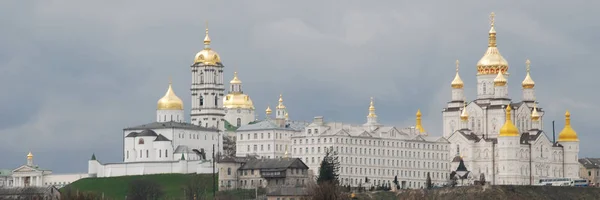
[1,1,598,173]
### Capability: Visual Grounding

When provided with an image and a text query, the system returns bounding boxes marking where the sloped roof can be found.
[124,121,217,132]
[579,158,600,169]
[174,145,193,153]
[137,129,158,137]
[239,158,308,170]
[237,119,307,132]
[154,134,170,141]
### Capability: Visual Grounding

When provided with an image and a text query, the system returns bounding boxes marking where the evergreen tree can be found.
[426,172,433,189]
[393,175,399,189]
[317,148,340,184]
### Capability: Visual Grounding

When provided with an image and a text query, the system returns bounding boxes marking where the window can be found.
[146,150,149,158]
[236,118,241,127]
[200,96,204,106]
[165,150,168,157]
[138,138,144,145]
[228,168,232,175]
[214,95,218,106]
[159,150,162,158]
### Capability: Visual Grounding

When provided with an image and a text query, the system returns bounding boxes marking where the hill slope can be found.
[63,174,216,199]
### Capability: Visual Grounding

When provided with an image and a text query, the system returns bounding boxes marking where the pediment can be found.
[335,130,351,136]
[358,131,372,137]
[13,165,40,173]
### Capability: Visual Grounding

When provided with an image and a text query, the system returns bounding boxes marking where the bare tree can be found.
[127,179,164,200]
[308,181,344,200]
[183,175,210,200]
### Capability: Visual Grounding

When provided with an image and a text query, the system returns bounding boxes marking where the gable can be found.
[358,131,372,137]
[12,165,41,173]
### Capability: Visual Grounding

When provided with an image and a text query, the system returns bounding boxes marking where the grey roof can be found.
[239,158,308,170]
[154,134,170,141]
[219,156,254,163]
[520,130,543,144]
[267,187,309,197]
[137,129,158,137]
[579,158,600,169]
[237,119,307,131]
[124,121,218,132]
[174,145,193,153]
[125,132,138,137]
[0,169,11,176]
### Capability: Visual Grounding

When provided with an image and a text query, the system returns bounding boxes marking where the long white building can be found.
[443,13,580,185]
[291,99,450,189]
[1,152,88,188]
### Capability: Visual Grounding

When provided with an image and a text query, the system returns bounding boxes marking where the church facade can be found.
[443,13,580,185]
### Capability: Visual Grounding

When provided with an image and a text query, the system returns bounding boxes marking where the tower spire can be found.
[204,21,211,48]
[415,109,426,133]
[488,12,496,47]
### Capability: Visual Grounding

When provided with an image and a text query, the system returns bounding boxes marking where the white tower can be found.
[443,60,466,137]
[496,105,521,185]
[190,24,225,131]
[475,12,509,103]
[157,80,184,123]
[275,94,287,126]
[491,71,510,106]
[557,110,580,178]
[223,72,256,127]
[521,59,536,105]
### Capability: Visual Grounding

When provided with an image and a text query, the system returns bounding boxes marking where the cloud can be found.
[1,0,598,172]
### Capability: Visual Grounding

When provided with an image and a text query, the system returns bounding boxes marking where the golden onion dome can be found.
[499,105,519,137]
[451,60,464,89]
[531,101,540,121]
[265,106,272,115]
[477,12,509,75]
[367,97,377,117]
[460,103,469,121]
[193,26,222,65]
[157,81,184,110]
[27,152,33,159]
[230,72,242,84]
[558,110,579,142]
[223,93,255,109]
[522,59,535,89]
[494,71,507,86]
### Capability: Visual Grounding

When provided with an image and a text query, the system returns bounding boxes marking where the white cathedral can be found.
[443,13,580,185]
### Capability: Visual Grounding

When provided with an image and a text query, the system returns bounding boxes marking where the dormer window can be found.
[314,129,319,134]
[308,129,312,134]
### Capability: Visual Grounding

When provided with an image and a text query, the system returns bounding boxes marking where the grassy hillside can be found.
[63,174,216,199]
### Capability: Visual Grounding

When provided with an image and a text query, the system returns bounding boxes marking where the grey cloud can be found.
[1,0,598,173]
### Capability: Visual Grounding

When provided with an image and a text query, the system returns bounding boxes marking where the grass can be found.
[62,173,217,200]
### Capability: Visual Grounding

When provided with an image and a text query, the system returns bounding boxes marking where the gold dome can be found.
[230,72,242,84]
[193,25,222,65]
[558,110,579,142]
[367,97,377,117]
[460,102,469,121]
[494,70,507,86]
[277,94,286,109]
[415,109,426,133]
[477,12,509,75]
[451,60,464,89]
[27,152,33,160]
[531,101,540,121]
[157,81,184,110]
[522,59,535,89]
[265,106,272,115]
[223,93,255,109]
[499,105,519,137]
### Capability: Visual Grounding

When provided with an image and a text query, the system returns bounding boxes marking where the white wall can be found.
[89,160,214,178]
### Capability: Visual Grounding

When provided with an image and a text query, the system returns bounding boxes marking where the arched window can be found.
[482,82,487,94]
[146,150,149,158]
[138,138,144,145]
[200,96,204,106]
[159,150,162,158]
[200,72,204,83]
[215,96,218,106]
